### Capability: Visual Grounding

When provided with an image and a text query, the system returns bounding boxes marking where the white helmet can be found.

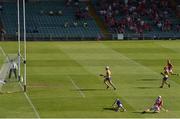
[158,95,162,99]
[105,66,109,69]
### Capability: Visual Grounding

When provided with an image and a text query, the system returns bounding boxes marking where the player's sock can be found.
[168,84,170,88]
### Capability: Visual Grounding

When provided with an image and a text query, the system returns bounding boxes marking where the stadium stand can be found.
[92,0,180,39]
[0,0,102,40]
[0,0,179,40]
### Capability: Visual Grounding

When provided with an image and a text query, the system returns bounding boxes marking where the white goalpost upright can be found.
[23,0,27,92]
[17,0,27,92]
[17,0,21,82]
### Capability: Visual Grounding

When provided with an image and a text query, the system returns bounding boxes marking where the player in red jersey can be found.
[165,59,179,76]
[160,70,170,88]
[142,96,167,113]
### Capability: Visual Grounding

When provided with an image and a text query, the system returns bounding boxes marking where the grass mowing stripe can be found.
[99,43,179,113]
[154,42,180,85]
[1,41,180,118]
[102,42,173,76]
[44,42,180,117]
[58,44,140,116]
[101,44,158,75]
[105,43,180,85]
[154,41,180,53]
[112,91,142,117]
[103,43,180,85]
[68,75,86,98]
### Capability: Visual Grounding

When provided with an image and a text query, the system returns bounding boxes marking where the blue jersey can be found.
[116,100,122,107]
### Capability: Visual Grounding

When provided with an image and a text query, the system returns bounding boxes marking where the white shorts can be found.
[118,104,123,108]
[0,80,5,84]
[166,69,173,73]
[150,105,160,112]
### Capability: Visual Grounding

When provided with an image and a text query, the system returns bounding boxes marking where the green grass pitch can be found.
[0,40,180,118]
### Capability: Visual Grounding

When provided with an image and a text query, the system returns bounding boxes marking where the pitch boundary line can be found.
[18,83,40,119]
[0,46,40,118]
[68,76,86,98]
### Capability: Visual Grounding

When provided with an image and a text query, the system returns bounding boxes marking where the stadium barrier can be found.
[1,32,180,41]
[111,32,180,40]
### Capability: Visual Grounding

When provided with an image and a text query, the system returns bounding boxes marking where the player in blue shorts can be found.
[112,99,126,112]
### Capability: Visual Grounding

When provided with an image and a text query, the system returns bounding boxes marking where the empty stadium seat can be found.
[1,1,101,39]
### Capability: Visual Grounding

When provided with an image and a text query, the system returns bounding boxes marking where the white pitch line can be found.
[68,76,86,98]
[19,82,41,119]
[0,47,7,58]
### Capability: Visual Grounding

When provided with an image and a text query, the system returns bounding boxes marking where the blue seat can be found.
[1,1,101,39]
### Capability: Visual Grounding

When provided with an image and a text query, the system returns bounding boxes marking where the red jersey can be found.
[154,98,163,107]
[167,63,173,70]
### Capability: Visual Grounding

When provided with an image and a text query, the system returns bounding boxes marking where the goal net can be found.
[0,43,26,94]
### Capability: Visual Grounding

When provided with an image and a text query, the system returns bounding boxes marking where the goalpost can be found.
[17,0,27,92]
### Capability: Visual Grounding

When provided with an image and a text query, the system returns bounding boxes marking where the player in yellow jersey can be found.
[100,66,116,90]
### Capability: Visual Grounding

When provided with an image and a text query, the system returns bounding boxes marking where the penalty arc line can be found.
[0,46,40,118]
[68,76,86,98]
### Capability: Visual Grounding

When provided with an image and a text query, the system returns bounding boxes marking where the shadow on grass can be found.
[136,86,157,89]
[133,111,158,114]
[138,79,157,81]
[103,107,115,111]
[72,88,106,91]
